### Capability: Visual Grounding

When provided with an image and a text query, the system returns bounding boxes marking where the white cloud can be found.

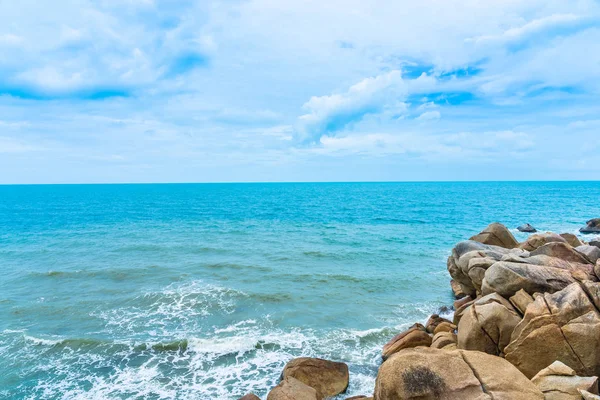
[416,110,441,121]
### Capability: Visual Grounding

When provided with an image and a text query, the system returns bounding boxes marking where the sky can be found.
[1,0,600,183]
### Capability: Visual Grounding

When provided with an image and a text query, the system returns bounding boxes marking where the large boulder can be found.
[433,322,456,335]
[431,332,457,350]
[268,376,318,400]
[382,324,431,360]
[457,293,521,356]
[470,223,519,249]
[373,347,543,399]
[282,357,349,399]
[481,261,577,298]
[577,245,600,264]
[581,219,600,234]
[531,361,599,400]
[520,233,568,251]
[530,242,592,264]
[425,314,451,334]
[518,223,537,233]
[509,289,535,315]
[450,280,467,299]
[561,233,584,248]
[504,282,600,379]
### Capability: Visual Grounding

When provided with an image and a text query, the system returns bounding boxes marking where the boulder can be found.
[282,357,349,399]
[450,280,466,299]
[373,347,544,399]
[504,282,600,378]
[239,395,260,400]
[425,314,451,334]
[581,219,600,234]
[433,322,457,335]
[268,376,318,400]
[509,289,535,315]
[453,295,473,311]
[561,233,584,248]
[518,223,537,233]
[581,390,600,399]
[457,293,521,356]
[431,332,457,350]
[590,240,600,249]
[530,242,592,264]
[453,299,475,326]
[577,245,600,264]
[531,361,599,400]
[470,222,519,249]
[481,261,576,298]
[520,233,568,251]
[382,324,431,360]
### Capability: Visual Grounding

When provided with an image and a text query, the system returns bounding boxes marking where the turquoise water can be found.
[1,182,599,399]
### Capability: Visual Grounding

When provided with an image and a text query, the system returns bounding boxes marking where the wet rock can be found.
[469,222,519,249]
[531,361,599,400]
[518,223,537,233]
[504,282,600,378]
[268,376,318,400]
[581,219,600,234]
[382,324,431,361]
[373,347,543,399]
[282,357,349,400]
[457,293,521,356]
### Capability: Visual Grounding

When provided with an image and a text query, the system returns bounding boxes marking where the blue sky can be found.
[1,0,599,183]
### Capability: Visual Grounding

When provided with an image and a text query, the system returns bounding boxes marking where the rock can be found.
[509,289,535,315]
[577,245,600,264]
[580,389,600,399]
[531,360,599,400]
[590,240,600,249]
[530,242,592,264]
[373,347,544,399]
[431,332,457,349]
[453,295,473,311]
[282,357,349,399]
[433,322,457,335]
[346,396,372,400]
[425,314,451,334]
[470,222,519,249]
[382,324,431,360]
[268,376,318,400]
[504,282,600,378]
[450,280,466,299]
[453,299,475,326]
[518,223,537,233]
[520,233,568,251]
[561,233,584,248]
[456,293,521,356]
[581,219,600,234]
[481,261,576,298]
[239,395,261,400]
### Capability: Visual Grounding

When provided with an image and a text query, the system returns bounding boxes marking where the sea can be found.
[1,182,599,399]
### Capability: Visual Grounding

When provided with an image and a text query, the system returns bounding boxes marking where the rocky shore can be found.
[239,222,600,399]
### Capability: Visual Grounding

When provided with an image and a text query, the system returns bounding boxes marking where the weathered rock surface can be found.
[530,242,592,264]
[457,293,521,356]
[581,219,600,234]
[504,282,600,379]
[481,261,577,298]
[431,332,457,350]
[580,389,600,399]
[590,240,600,249]
[470,222,519,249]
[425,314,451,334]
[518,223,537,233]
[561,233,584,248]
[382,324,431,360]
[433,321,456,334]
[268,376,318,400]
[282,357,349,399]
[450,279,466,299]
[509,289,535,315]
[373,347,544,399]
[520,233,568,251]
[531,361,599,400]
[577,245,600,264]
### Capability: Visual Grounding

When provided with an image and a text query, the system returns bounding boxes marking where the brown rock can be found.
[239,395,261,400]
[456,293,521,356]
[580,389,600,399]
[520,232,568,251]
[382,324,431,360]
[470,222,519,249]
[425,314,451,334]
[431,332,457,349]
[531,360,599,400]
[504,282,600,378]
[453,295,473,311]
[509,289,535,315]
[561,233,584,248]
[433,322,456,335]
[450,279,466,299]
[453,298,475,326]
[530,242,592,264]
[373,347,543,399]
[481,261,576,298]
[581,219,600,234]
[282,357,349,400]
[268,376,318,400]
